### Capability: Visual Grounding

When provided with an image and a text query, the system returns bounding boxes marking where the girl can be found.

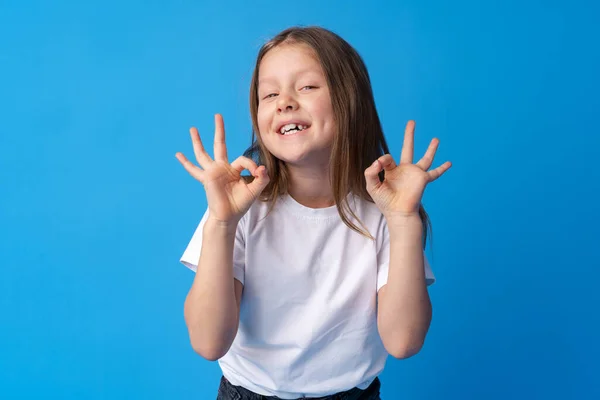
[176,26,451,400]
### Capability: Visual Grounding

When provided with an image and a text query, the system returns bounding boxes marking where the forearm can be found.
[377,214,432,358]
[184,218,240,360]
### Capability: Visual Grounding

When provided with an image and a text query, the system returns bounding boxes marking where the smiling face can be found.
[256,43,336,168]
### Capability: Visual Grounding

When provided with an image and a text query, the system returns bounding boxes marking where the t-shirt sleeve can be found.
[179,209,246,285]
[376,220,435,292]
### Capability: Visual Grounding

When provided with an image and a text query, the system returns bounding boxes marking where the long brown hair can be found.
[243,26,431,246]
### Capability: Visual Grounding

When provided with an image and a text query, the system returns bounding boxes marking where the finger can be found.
[416,138,440,171]
[214,114,229,162]
[230,156,270,197]
[190,127,213,167]
[246,165,270,197]
[400,120,415,164]
[231,156,259,175]
[427,161,452,182]
[378,154,397,171]
[364,159,383,192]
[175,152,205,182]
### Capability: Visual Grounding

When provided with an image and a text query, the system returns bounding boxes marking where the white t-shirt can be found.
[180,193,434,399]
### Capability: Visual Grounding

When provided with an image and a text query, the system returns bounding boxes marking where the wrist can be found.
[384,212,422,227]
[385,213,423,238]
[204,216,239,236]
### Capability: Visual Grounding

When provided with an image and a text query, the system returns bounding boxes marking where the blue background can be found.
[1,0,598,399]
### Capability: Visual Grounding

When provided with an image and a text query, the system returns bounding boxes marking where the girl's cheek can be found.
[256,117,269,134]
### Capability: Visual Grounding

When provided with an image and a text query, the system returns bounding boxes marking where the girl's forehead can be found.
[258,44,322,80]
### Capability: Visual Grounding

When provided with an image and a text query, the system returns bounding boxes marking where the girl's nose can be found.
[277,94,299,113]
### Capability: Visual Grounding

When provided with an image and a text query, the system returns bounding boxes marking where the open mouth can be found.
[279,123,310,136]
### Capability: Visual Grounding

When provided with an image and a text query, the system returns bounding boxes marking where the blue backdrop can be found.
[1,0,598,399]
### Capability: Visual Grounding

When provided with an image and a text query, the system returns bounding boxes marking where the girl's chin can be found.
[273,152,333,169]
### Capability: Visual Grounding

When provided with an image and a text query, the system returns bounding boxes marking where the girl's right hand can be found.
[175,114,270,227]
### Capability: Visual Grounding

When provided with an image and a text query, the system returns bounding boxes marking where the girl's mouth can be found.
[279,123,310,135]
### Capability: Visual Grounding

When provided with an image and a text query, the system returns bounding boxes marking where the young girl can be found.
[176,26,451,400]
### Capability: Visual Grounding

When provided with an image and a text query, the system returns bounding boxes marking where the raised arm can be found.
[176,114,269,360]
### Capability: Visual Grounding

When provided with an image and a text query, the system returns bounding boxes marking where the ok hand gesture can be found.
[364,121,451,220]
[176,114,270,225]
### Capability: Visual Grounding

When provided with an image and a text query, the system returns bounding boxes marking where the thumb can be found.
[364,160,382,193]
[247,165,270,196]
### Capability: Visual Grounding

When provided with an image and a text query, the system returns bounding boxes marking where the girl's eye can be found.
[264,93,278,99]
[301,85,317,90]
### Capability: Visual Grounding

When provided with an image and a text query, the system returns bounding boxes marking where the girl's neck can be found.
[286,164,335,209]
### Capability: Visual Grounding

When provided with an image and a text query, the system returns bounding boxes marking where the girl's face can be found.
[256,43,336,168]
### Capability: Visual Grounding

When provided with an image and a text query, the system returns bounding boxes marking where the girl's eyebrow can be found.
[259,68,322,86]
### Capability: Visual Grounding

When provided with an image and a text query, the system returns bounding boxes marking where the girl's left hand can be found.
[365,120,452,219]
